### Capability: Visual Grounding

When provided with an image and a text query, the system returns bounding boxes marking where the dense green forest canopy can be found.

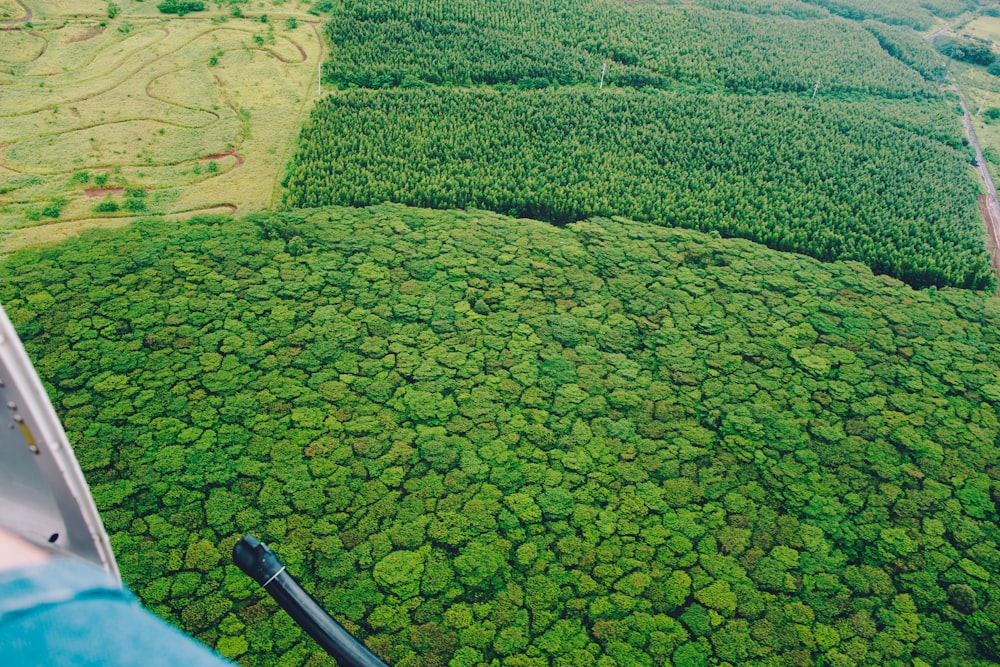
[324,0,937,95]
[799,0,974,30]
[291,0,996,290]
[285,88,992,290]
[2,206,999,666]
[4,1,999,666]
[861,20,949,80]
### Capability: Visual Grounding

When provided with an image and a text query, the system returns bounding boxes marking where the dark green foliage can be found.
[693,0,830,19]
[310,0,334,14]
[288,0,995,291]
[123,188,147,212]
[93,199,120,213]
[156,0,204,15]
[323,0,933,96]
[285,87,992,289]
[802,0,974,30]
[935,35,997,67]
[40,198,66,219]
[862,20,947,80]
[3,205,1000,665]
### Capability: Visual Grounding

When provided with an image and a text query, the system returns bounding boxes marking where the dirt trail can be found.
[203,149,244,168]
[956,84,1000,294]
[927,16,965,42]
[0,0,31,26]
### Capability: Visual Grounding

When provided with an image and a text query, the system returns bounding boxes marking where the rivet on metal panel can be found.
[16,418,39,454]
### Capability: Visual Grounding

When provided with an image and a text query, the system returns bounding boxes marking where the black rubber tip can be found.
[233,534,284,586]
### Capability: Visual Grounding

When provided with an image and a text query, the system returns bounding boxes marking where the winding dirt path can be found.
[1,14,314,245]
[201,204,236,214]
[0,0,30,26]
[0,28,170,117]
[956,84,1000,293]
[260,38,307,64]
[1,0,46,65]
[203,148,244,168]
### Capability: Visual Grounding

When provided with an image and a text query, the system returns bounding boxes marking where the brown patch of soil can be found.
[84,187,124,198]
[203,149,244,168]
[66,25,105,44]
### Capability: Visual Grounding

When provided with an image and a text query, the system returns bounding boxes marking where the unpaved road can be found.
[0,0,31,25]
[926,14,970,42]
[955,84,1000,292]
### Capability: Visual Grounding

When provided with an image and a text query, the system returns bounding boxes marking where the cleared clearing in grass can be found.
[0,0,323,252]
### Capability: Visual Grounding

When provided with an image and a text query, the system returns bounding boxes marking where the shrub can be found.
[157,0,205,16]
[93,199,120,213]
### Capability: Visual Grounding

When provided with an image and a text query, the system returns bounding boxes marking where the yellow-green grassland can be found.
[0,0,323,252]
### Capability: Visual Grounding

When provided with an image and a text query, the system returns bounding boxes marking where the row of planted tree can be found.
[285,88,994,290]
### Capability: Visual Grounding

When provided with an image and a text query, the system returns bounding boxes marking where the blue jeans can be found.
[0,557,233,666]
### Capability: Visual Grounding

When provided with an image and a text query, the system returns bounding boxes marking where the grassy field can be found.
[957,13,1000,44]
[0,0,324,252]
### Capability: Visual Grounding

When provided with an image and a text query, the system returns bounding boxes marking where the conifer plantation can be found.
[283,0,996,290]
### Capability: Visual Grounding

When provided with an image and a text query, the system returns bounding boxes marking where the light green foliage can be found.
[216,635,248,658]
[537,487,574,518]
[673,640,709,666]
[694,581,737,615]
[505,493,542,524]
[3,204,1000,665]
[373,549,427,599]
[454,539,507,591]
[185,540,222,572]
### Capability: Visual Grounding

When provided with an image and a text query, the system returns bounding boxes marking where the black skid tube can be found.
[233,534,389,667]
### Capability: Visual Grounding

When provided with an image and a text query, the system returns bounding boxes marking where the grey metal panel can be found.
[0,303,119,581]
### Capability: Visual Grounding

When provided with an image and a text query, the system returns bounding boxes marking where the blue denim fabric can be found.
[0,557,233,666]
